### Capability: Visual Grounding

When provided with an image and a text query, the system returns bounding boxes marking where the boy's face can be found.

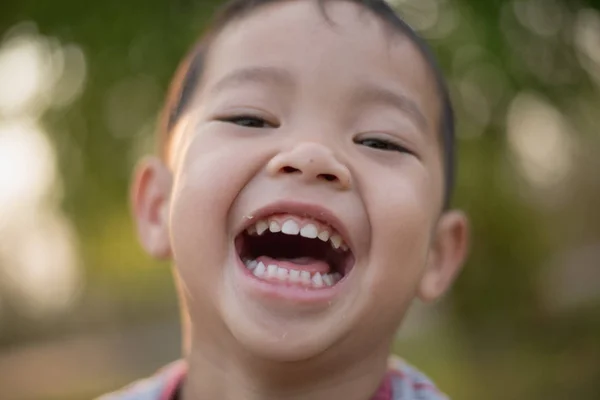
[134,1,468,363]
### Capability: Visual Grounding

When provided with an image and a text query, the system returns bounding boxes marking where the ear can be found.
[418,210,469,302]
[130,156,173,259]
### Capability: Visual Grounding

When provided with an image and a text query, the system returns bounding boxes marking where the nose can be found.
[266,142,352,190]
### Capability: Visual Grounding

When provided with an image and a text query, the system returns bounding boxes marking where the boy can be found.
[102,0,469,398]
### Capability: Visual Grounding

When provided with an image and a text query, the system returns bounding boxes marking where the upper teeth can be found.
[246,216,349,252]
[281,220,300,235]
[256,220,269,235]
[300,224,318,239]
[269,221,281,233]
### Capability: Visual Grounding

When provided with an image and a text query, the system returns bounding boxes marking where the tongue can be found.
[256,256,331,274]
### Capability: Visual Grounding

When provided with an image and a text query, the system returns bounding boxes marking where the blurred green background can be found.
[0,0,599,399]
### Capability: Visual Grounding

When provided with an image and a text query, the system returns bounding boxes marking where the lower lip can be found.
[234,255,347,304]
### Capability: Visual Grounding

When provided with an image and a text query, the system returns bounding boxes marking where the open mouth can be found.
[235,214,354,289]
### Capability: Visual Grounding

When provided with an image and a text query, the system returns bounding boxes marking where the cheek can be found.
[365,168,437,292]
[350,173,437,344]
[169,133,263,287]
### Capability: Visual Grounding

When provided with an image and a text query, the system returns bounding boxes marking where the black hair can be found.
[159,0,455,208]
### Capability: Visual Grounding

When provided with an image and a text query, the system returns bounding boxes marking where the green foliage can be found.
[1,0,599,398]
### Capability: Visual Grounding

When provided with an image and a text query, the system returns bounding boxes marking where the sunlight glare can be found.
[507,93,574,189]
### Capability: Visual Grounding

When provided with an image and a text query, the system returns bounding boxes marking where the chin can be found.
[221,299,349,362]
[233,324,339,362]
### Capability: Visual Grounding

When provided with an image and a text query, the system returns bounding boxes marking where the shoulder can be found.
[95,361,186,400]
[387,355,449,400]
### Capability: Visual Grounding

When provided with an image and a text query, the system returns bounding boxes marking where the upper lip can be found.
[238,200,353,251]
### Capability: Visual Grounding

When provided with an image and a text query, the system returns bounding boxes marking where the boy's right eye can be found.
[221,115,274,128]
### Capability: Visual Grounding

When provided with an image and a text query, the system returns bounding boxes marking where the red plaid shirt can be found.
[99,356,448,400]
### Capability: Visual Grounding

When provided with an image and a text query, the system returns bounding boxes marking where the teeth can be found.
[300,224,318,239]
[245,217,350,254]
[281,220,300,235]
[269,221,281,233]
[267,264,278,279]
[256,220,268,235]
[330,234,342,249]
[277,267,289,281]
[246,261,343,288]
[253,262,266,277]
[312,272,324,287]
[246,260,258,270]
[300,271,311,285]
[289,269,300,283]
[317,230,330,242]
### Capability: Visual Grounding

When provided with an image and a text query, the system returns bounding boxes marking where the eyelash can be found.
[220,116,412,155]
[355,137,412,154]
[221,115,275,128]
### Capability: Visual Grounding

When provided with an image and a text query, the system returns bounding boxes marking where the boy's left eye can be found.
[355,137,411,154]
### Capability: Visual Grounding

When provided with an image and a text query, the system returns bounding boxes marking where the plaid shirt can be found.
[98,356,448,400]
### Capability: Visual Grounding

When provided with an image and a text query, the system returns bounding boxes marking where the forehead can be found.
[200,0,440,130]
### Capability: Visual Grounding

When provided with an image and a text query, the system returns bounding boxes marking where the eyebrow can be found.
[353,84,428,131]
[209,66,295,94]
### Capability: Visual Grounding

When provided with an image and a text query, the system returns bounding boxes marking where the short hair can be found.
[159,0,455,208]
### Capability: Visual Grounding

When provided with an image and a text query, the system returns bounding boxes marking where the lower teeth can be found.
[244,259,341,288]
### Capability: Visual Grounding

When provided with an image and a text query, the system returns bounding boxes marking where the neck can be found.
[181,336,390,400]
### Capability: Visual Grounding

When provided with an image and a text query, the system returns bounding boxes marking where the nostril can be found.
[319,173,338,182]
[281,166,300,174]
